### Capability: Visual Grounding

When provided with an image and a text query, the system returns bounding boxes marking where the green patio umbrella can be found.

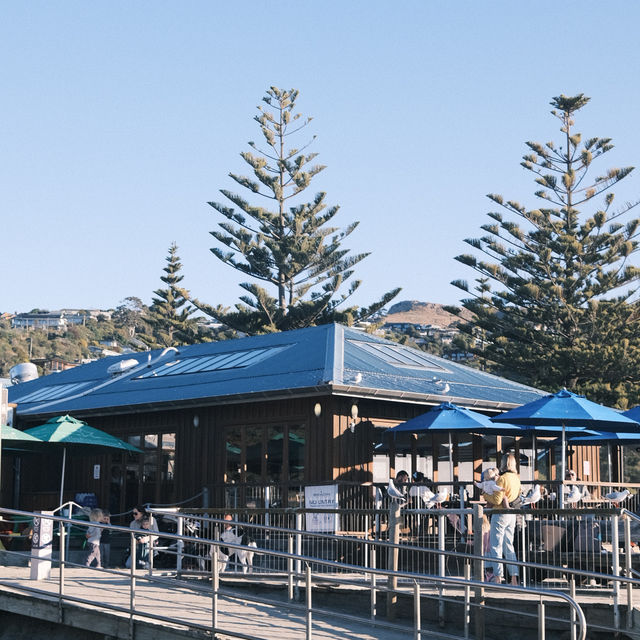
[1,424,44,451]
[24,415,142,506]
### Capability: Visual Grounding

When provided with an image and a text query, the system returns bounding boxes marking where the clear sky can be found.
[3,1,640,314]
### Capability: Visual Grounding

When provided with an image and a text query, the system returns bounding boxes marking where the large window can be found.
[224,424,305,486]
[110,431,176,519]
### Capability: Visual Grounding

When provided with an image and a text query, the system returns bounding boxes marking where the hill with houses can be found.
[0,302,473,379]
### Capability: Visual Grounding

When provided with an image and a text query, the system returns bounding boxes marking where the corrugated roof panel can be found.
[10,324,545,417]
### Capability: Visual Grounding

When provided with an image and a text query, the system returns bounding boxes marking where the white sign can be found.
[30,511,54,580]
[305,484,339,532]
[583,460,590,477]
[93,464,101,479]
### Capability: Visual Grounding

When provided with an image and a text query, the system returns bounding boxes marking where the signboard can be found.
[93,464,101,480]
[305,484,339,533]
[30,511,54,580]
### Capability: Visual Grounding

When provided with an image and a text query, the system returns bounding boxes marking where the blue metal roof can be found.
[10,324,544,418]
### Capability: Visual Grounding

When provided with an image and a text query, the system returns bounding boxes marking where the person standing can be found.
[85,508,103,568]
[485,453,521,585]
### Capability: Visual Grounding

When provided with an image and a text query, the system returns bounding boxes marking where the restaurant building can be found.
[7,324,566,515]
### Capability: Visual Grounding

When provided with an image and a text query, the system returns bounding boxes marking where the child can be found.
[100,509,111,568]
[85,508,103,568]
[475,467,501,496]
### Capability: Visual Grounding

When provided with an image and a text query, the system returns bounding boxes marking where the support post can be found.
[386,500,401,620]
[473,504,485,640]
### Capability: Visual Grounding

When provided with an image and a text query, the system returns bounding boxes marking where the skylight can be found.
[15,382,91,404]
[350,340,448,371]
[136,345,288,379]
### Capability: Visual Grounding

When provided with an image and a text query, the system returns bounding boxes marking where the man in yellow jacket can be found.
[485,453,521,585]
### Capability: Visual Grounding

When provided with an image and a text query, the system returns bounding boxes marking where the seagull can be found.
[427,488,449,508]
[521,484,542,507]
[605,489,631,505]
[354,372,362,384]
[564,485,583,504]
[387,479,407,504]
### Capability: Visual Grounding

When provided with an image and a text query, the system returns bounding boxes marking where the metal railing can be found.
[0,506,587,640]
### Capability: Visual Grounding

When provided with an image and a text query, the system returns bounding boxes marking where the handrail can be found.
[0,506,587,640]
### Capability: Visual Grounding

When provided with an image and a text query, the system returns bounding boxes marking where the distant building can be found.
[11,309,112,330]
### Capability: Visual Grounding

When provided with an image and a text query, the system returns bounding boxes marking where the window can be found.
[135,345,289,379]
[349,340,448,371]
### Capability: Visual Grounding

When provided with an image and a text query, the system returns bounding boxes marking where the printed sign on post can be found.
[305,484,339,532]
[30,511,54,580]
[93,464,101,479]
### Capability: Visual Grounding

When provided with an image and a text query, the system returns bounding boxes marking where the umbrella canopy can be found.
[492,389,640,506]
[564,431,640,445]
[1,424,44,450]
[24,414,142,506]
[385,402,524,436]
[491,389,640,431]
[24,415,142,451]
[623,406,640,423]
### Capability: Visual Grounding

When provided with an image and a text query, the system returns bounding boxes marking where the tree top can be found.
[550,93,590,115]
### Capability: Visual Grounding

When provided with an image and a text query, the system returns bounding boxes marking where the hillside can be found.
[384,301,471,328]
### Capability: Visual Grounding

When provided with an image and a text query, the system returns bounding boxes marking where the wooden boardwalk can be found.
[0,565,415,640]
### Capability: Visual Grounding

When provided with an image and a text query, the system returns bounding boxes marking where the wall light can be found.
[193,415,200,428]
[349,403,359,432]
[314,402,322,418]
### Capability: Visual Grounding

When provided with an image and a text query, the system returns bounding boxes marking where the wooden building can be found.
[7,324,564,515]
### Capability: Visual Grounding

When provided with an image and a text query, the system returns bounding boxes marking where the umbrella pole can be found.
[559,424,566,509]
[607,444,612,486]
[448,432,453,485]
[59,448,67,506]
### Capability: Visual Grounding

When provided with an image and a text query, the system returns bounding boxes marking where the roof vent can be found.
[9,362,39,385]
[107,359,139,376]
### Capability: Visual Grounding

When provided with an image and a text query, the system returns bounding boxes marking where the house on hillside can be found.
[8,323,584,515]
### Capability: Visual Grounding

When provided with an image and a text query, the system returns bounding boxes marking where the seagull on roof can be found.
[605,489,631,505]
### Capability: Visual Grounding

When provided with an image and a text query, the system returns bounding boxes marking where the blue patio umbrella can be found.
[385,402,524,436]
[383,402,525,482]
[492,389,640,506]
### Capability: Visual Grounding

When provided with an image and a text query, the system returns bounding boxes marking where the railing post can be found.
[305,563,313,640]
[612,513,620,632]
[288,533,294,601]
[295,511,303,601]
[129,531,136,640]
[624,513,633,630]
[473,504,485,640]
[58,519,65,623]
[370,543,377,621]
[387,500,401,620]
[176,515,184,576]
[212,539,219,632]
[569,576,576,640]
[413,580,421,640]
[464,560,471,639]
[438,512,446,627]
[538,601,545,640]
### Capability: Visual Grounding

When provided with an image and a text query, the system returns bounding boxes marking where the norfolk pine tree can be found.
[450,94,640,407]
[144,242,198,347]
[191,87,400,334]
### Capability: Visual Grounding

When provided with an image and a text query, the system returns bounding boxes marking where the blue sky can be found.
[3,1,640,314]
